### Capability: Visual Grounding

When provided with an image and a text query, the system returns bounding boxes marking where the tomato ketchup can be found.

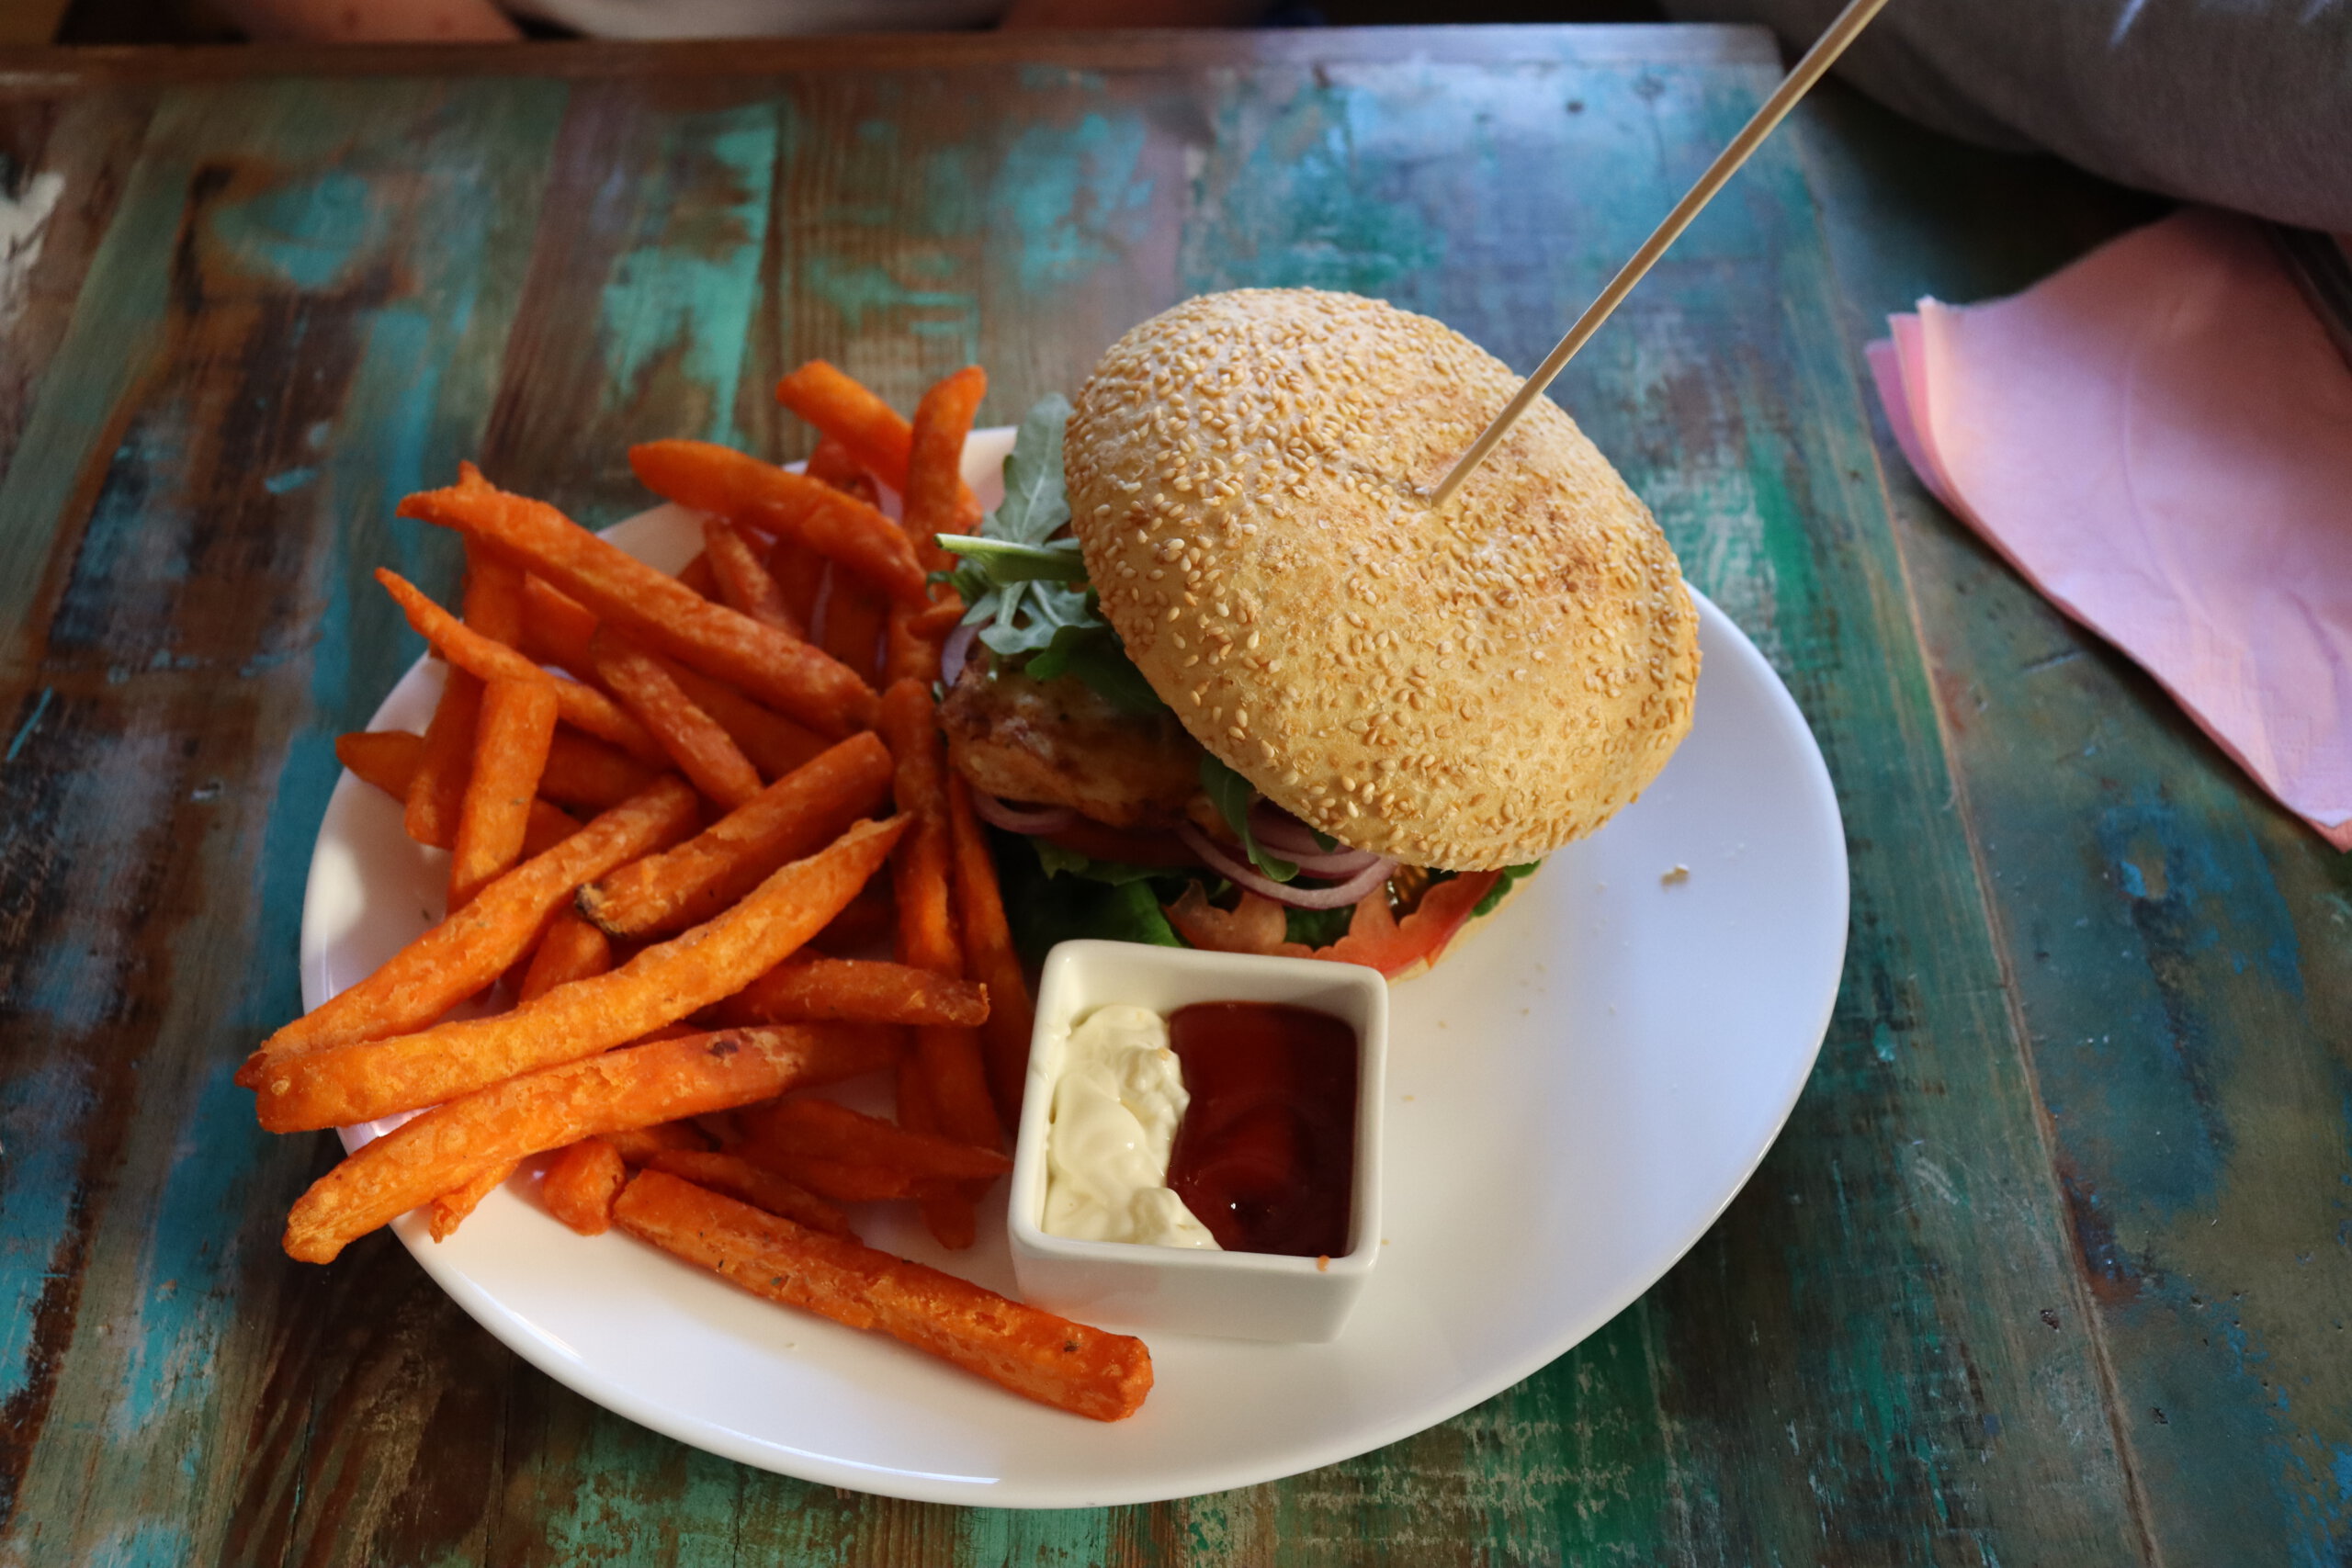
[1164,1002,1357,1258]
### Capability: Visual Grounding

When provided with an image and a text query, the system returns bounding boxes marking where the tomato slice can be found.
[1161,871,1505,977]
[1164,885,1294,954]
[1314,870,1503,978]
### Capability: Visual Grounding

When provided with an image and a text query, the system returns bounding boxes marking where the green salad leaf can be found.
[994,824,1185,963]
[934,393,1169,711]
[1031,838,1170,886]
[1198,752,1297,883]
[1283,904,1356,947]
[1027,622,1166,715]
[1474,861,1542,917]
[932,534,1084,582]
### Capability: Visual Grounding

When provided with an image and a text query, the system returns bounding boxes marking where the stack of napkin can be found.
[1869,209,2352,850]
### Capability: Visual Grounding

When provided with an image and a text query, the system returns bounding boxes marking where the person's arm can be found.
[1001,0,1261,27]
[1668,0,2352,233]
[211,0,519,41]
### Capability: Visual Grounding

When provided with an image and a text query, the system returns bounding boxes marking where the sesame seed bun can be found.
[1067,288,1699,871]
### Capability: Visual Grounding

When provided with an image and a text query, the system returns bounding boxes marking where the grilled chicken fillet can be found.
[939,656,1202,828]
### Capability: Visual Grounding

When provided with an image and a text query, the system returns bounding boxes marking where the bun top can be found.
[1066,288,1698,871]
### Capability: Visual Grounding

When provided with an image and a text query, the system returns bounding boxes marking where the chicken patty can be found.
[939,656,1203,828]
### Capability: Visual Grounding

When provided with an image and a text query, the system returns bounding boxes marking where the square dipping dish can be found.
[1006,940,1389,1343]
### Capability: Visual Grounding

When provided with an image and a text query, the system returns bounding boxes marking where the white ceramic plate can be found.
[301,432,1847,1507]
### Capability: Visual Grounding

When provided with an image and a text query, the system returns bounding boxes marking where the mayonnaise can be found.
[1042,1005,1220,1249]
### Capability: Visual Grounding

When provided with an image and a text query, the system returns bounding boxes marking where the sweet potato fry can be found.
[915,1025,1000,1156]
[676,550,719,599]
[702,515,802,635]
[397,479,876,737]
[464,537,526,644]
[519,573,598,673]
[405,670,480,849]
[526,577,828,781]
[657,658,831,780]
[254,815,910,1132]
[876,679,989,1236]
[538,730,667,812]
[517,908,613,1003]
[602,1121,713,1164]
[242,777,700,1077]
[543,1139,628,1235]
[378,568,667,764]
[426,1161,508,1241]
[810,880,895,955]
[775,361,913,493]
[947,773,1035,1129]
[612,1170,1153,1421]
[905,366,987,571]
[343,727,575,855]
[644,1149,854,1238]
[890,1048,976,1249]
[281,1024,899,1263]
[804,436,878,505]
[631,442,928,607]
[877,680,957,976]
[819,570,886,689]
[767,536,826,630]
[337,729,424,797]
[576,732,893,939]
[717,955,987,1029]
[743,1151,963,1205]
[589,625,763,810]
[521,799,582,858]
[404,531,524,853]
[741,1097,1012,1182]
[450,677,561,910]
[882,603,943,685]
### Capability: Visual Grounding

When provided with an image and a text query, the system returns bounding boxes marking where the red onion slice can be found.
[941,619,980,688]
[1175,822,1396,909]
[970,791,1078,836]
[1249,801,1354,859]
[1283,845,1385,877]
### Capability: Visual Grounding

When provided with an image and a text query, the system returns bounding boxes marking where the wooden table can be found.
[2,27,2343,1566]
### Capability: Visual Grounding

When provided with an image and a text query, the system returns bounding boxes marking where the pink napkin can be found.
[1868,209,2352,850]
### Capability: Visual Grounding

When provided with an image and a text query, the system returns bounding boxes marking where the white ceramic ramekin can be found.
[1006,940,1387,1343]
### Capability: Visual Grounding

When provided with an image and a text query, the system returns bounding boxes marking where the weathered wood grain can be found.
[0,72,562,1565]
[2,28,2337,1567]
[1797,83,2352,1568]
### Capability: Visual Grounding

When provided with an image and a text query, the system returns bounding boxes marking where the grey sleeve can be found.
[1662,0,2352,232]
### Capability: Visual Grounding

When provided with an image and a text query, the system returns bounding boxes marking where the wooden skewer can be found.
[1425,0,1895,509]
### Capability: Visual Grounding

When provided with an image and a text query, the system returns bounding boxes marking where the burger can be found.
[933,288,1699,980]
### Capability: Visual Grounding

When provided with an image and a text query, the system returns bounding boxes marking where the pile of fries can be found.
[246,363,1151,1423]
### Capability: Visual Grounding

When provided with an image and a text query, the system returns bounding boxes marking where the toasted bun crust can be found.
[1068,288,1699,871]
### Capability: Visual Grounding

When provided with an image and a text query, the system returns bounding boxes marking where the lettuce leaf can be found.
[1474,862,1540,917]
[994,826,1185,963]
[1198,752,1296,883]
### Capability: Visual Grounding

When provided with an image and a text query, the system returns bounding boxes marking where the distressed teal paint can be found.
[5,687,51,762]
[262,466,315,494]
[988,112,1153,294]
[209,168,383,292]
[0,1055,96,1406]
[801,254,978,349]
[959,1506,1111,1567]
[110,1064,260,1436]
[85,1521,192,1568]
[1018,62,1107,93]
[0,116,180,639]
[596,105,780,446]
[1181,79,1444,297]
